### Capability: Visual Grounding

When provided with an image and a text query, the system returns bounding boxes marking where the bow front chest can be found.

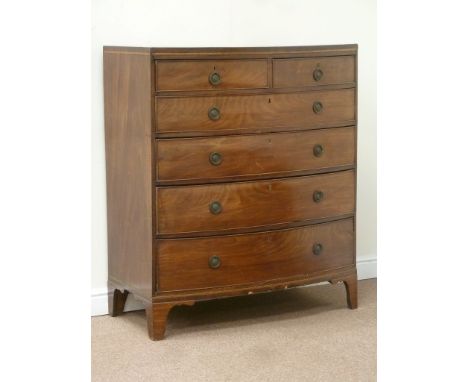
[104,45,358,340]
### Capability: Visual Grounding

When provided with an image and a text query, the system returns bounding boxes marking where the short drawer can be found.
[156,170,355,235]
[156,88,355,135]
[157,218,354,291]
[156,59,268,91]
[156,127,355,183]
[273,56,355,88]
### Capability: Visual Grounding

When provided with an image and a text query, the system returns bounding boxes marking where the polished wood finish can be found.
[330,270,358,309]
[156,60,268,91]
[104,45,358,340]
[344,273,358,309]
[156,88,355,134]
[156,127,355,184]
[104,48,154,301]
[157,170,355,235]
[146,301,195,340]
[273,56,355,88]
[158,219,354,291]
[156,266,357,302]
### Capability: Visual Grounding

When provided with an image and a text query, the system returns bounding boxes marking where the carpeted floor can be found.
[92,279,376,382]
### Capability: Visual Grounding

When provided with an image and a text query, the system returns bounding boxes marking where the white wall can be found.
[92,0,376,314]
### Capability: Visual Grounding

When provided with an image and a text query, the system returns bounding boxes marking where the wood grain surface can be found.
[157,218,354,291]
[104,48,154,301]
[273,56,355,88]
[104,45,359,340]
[156,126,355,183]
[157,170,355,235]
[156,59,268,91]
[156,88,355,134]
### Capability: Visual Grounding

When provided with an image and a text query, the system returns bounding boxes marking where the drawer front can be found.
[156,60,268,91]
[157,170,355,235]
[157,127,355,183]
[273,56,355,88]
[156,88,355,134]
[157,218,354,291]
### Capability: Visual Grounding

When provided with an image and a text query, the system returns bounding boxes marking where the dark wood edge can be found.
[155,74,355,97]
[155,83,355,96]
[152,265,357,302]
[156,164,355,186]
[149,45,358,59]
[108,277,152,305]
[154,121,356,139]
[152,49,161,300]
[156,168,355,189]
[272,54,356,62]
[156,85,272,95]
[154,123,355,139]
[354,50,359,266]
[155,57,270,63]
[155,213,355,240]
[155,83,355,98]
[155,124,355,140]
[151,59,158,295]
[154,187,160,293]
[156,215,354,241]
[152,52,356,60]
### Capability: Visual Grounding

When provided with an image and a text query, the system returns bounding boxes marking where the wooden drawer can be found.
[157,170,355,235]
[156,60,268,91]
[273,56,355,88]
[156,127,355,183]
[157,218,354,291]
[156,88,355,135]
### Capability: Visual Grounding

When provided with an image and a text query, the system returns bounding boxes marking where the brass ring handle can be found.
[208,106,221,121]
[312,101,323,114]
[208,255,221,269]
[313,68,323,81]
[209,71,222,86]
[312,243,323,256]
[313,144,324,157]
[209,201,223,215]
[209,152,223,166]
[313,190,324,203]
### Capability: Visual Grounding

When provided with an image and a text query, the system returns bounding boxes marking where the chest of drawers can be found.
[104,45,358,340]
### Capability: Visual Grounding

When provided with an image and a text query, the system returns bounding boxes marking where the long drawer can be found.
[156,59,269,91]
[156,170,355,235]
[157,218,354,291]
[156,88,355,135]
[157,127,355,183]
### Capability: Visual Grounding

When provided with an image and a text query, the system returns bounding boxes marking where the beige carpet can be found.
[92,279,376,382]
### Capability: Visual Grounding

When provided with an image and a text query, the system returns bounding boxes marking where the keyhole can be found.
[268,98,271,103]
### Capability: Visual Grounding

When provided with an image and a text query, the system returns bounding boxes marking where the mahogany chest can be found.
[104,45,358,340]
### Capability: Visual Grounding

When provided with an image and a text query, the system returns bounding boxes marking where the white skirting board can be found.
[91,256,377,316]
